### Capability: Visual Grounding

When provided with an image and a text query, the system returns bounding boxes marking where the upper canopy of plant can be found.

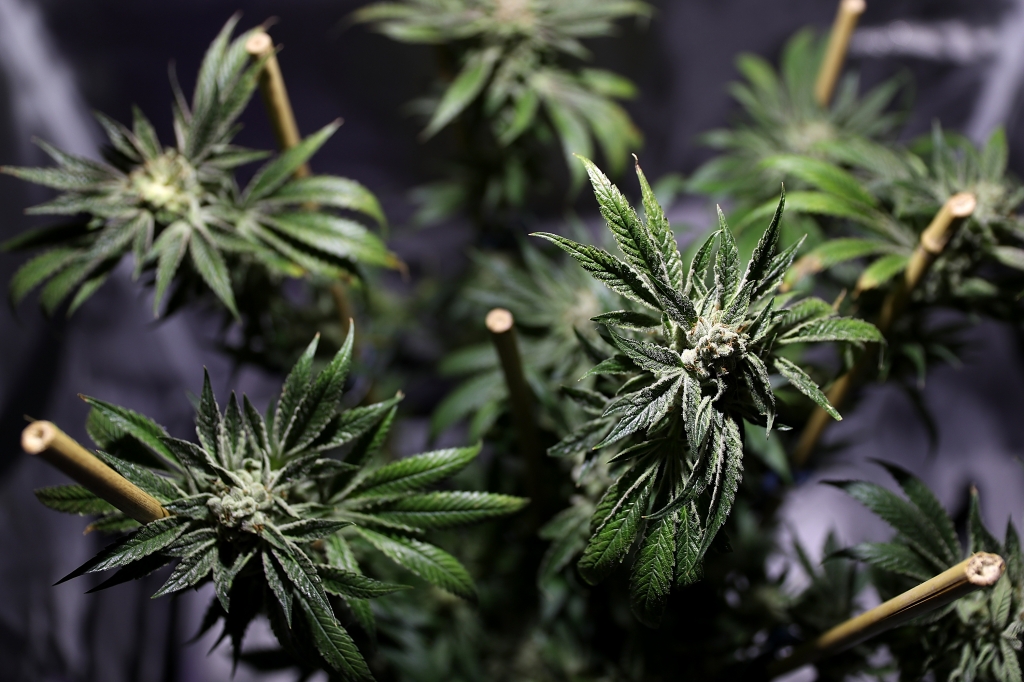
[532,155,882,626]
[355,0,648,195]
[2,16,395,318]
[690,28,907,201]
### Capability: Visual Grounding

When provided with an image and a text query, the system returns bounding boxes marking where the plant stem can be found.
[792,192,975,467]
[486,308,541,500]
[768,552,1005,676]
[22,420,168,523]
[814,0,866,107]
[245,30,309,178]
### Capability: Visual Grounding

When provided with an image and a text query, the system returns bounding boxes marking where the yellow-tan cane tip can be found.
[486,308,515,334]
[245,31,273,56]
[22,421,56,455]
[967,553,1006,586]
[949,192,977,218]
[842,0,867,13]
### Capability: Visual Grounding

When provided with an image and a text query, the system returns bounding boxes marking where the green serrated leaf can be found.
[355,527,476,600]
[578,463,656,585]
[354,443,479,496]
[244,121,342,204]
[298,597,372,679]
[532,232,660,309]
[774,356,840,421]
[152,540,215,597]
[371,491,527,529]
[830,479,952,574]
[591,310,662,330]
[34,485,115,515]
[58,516,189,584]
[598,374,683,448]
[629,512,676,627]
[841,542,935,581]
[318,565,410,599]
[857,253,910,291]
[699,415,743,556]
[423,46,500,139]
[82,397,178,468]
[779,317,884,345]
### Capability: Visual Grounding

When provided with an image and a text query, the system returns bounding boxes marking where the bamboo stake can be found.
[792,192,976,467]
[876,192,977,334]
[769,552,1005,677]
[245,30,309,178]
[486,309,541,497]
[247,27,357,337]
[814,0,867,107]
[22,421,169,523]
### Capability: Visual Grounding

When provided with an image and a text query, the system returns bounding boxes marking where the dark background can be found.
[1,1,1023,680]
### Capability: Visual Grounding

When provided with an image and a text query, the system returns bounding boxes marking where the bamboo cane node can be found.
[966,552,1006,586]
[486,308,514,334]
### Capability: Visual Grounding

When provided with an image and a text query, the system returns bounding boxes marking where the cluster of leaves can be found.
[689,28,906,203]
[35,329,526,679]
[832,462,1023,681]
[531,156,882,626]
[2,17,395,318]
[748,125,1024,403]
[433,237,623,441]
[354,0,648,222]
[687,22,1023,430]
[778,127,1024,303]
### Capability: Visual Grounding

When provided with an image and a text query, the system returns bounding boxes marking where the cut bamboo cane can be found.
[814,0,867,107]
[876,192,976,334]
[245,30,309,178]
[486,308,541,498]
[791,192,976,467]
[247,27,357,335]
[769,552,1005,677]
[22,420,168,523]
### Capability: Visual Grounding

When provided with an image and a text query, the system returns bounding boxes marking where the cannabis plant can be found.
[751,125,1024,399]
[3,17,394,318]
[690,27,906,203]
[532,156,882,626]
[34,328,525,678]
[433,238,623,440]
[833,462,1024,681]
[354,0,647,223]
[780,126,1024,296]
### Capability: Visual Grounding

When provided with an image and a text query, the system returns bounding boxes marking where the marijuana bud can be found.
[33,327,527,677]
[533,155,882,626]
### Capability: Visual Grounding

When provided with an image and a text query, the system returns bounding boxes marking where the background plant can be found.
[354,0,648,231]
[2,17,395,321]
